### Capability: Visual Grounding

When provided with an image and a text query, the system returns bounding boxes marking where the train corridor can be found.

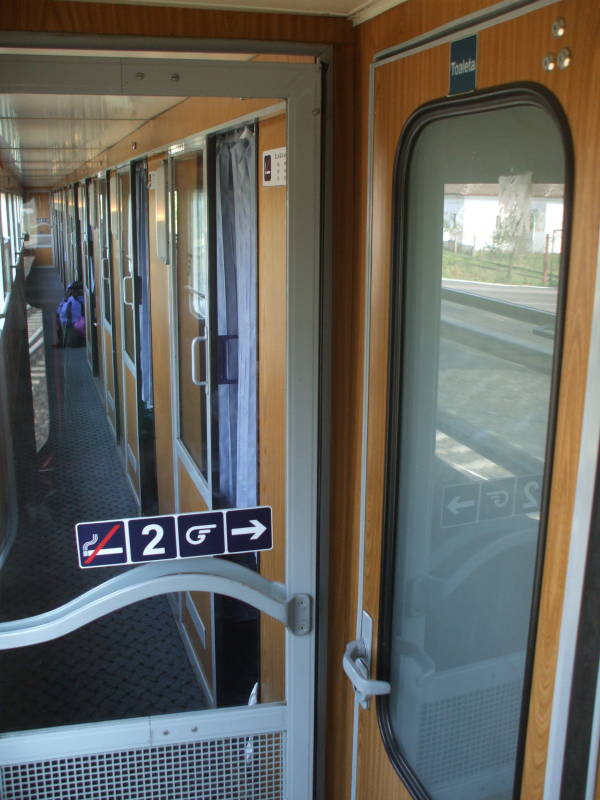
[0,264,206,734]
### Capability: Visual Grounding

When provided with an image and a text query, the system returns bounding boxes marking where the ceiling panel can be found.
[0,94,185,121]
[0,94,185,189]
[1,118,158,150]
[58,0,406,23]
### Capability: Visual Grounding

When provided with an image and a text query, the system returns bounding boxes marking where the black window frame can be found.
[376,82,574,800]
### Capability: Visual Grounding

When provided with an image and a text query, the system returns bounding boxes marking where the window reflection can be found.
[175,150,210,482]
[387,103,567,800]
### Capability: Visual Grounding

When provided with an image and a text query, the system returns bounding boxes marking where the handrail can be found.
[0,559,291,650]
[442,285,555,327]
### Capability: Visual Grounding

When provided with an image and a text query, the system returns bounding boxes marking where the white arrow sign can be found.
[231,519,267,540]
[447,495,476,516]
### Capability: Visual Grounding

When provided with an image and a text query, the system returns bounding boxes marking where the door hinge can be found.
[287,594,312,635]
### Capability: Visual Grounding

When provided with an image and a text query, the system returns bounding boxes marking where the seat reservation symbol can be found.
[186,524,217,545]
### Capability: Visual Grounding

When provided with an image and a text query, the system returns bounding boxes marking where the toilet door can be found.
[346,2,600,798]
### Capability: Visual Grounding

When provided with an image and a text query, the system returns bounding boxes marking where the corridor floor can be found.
[0,266,206,733]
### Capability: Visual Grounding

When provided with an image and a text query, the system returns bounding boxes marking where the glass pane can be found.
[119,169,135,360]
[100,182,112,324]
[175,150,209,479]
[388,104,566,800]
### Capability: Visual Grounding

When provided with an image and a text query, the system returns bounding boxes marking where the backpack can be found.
[58,292,85,347]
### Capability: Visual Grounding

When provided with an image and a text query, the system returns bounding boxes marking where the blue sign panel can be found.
[225,506,273,554]
[76,519,128,568]
[515,475,541,515]
[480,477,516,520]
[76,506,273,568]
[449,35,477,95]
[177,512,225,558]
[128,515,177,563]
[441,476,543,529]
[441,483,480,528]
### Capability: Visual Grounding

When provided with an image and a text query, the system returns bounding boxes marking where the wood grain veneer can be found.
[257,113,287,704]
[0,0,353,44]
[147,152,175,514]
[348,1,600,797]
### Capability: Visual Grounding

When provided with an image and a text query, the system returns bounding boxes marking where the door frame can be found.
[0,51,325,800]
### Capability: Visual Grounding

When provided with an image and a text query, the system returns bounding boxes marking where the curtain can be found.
[215,127,257,508]
[135,160,153,407]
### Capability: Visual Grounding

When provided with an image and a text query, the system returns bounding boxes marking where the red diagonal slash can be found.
[84,523,121,565]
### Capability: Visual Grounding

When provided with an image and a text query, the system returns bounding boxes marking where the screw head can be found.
[170,73,180,82]
[557,47,571,69]
[135,72,145,80]
[552,17,566,37]
[543,53,556,72]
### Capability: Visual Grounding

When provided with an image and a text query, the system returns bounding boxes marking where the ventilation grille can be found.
[418,679,521,786]
[0,731,285,800]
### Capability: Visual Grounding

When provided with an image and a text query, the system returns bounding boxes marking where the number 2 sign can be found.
[75,507,271,568]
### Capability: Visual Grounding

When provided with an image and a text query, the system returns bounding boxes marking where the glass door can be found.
[381,97,567,800]
[0,54,323,800]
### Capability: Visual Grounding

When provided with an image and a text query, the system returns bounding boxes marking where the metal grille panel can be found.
[0,731,285,800]
[418,679,521,785]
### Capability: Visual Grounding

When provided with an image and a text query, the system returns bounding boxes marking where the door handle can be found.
[190,335,208,390]
[343,638,390,709]
[122,274,134,307]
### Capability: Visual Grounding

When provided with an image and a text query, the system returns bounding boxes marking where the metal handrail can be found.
[441,286,555,327]
[0,559,290,650]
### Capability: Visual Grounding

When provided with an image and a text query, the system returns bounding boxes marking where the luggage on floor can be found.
[56,281,85,347]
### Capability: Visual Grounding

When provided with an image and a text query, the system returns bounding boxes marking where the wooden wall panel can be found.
[257,113,286,704]
[356,40,448,800]
[324,39,360,800]
[1,0,353,44]
[68,98,281,187]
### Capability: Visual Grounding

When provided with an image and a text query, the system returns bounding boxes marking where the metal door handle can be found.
[190,335,208,390]
[343,639,390,708]
[122,274,134,307]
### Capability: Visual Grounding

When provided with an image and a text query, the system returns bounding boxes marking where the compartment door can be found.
[347,3,600,799]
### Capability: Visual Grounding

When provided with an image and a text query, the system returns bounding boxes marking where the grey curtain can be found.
[215,127,257,508]
[135,160,153,407]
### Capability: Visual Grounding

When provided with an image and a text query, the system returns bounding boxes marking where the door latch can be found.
[342,611,390,709]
